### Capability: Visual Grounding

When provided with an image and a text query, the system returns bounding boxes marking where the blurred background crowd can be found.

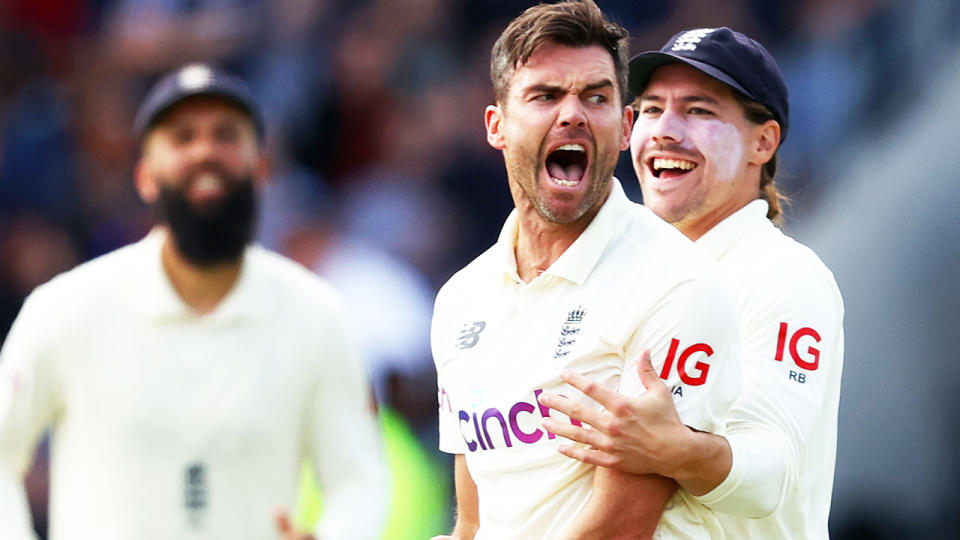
[0,0,957,538]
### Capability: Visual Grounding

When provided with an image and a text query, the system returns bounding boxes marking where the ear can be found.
[619,105,634,152]
[134,159,159,204]
[254,152,273,188]
[749,119,781,166]
[485,105,506,150]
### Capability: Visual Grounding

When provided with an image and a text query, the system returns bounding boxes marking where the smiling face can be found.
[631,63,779,239]
[486,42,633,227]
[136,96,269,265]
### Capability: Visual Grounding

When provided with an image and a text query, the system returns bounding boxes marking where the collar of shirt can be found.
[136,228,258,324]
[695,199,773,260]
[493,178,631,285]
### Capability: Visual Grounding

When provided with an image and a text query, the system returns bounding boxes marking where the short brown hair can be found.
[490,0,630,106]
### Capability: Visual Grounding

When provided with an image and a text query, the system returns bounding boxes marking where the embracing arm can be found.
[560,466,676,540]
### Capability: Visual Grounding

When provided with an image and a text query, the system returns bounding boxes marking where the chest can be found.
[59,317,315,459]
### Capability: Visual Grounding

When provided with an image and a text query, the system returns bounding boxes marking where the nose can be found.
[649,109,684,144]
[184,132,220,164]
[556,94,587,128]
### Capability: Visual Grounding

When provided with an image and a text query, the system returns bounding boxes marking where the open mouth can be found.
[648,157,697,179]
[546,144,589,188]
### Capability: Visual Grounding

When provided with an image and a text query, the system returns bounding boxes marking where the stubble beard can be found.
[507,144,615,225]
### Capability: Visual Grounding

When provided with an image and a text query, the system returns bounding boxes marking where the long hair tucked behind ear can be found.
[735,95,788,224]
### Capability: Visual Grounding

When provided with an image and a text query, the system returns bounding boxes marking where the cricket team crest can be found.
[554,306,585,358]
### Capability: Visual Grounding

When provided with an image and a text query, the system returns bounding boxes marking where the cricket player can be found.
[539,27,844,539]
[0,64,387,540]
[431,3,742,539]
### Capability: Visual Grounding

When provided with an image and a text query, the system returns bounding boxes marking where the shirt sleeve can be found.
[694,262,843,517]
[619,273,741,435]
[431,286,468,455]
[0,289,62,540]
[307,294,388,540]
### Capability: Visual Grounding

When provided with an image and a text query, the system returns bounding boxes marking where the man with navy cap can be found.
[0,64,387,540]
[539,28,844,538]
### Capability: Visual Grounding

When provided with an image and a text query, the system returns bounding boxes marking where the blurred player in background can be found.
[0,63,387,540]
[431,2,742,539]
[538,27,844,539]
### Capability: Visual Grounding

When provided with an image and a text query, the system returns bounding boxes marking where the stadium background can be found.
[0,0,957,538]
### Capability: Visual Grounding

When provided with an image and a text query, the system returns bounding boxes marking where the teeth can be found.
[556,144,585,152]
[552,177,579,187]
[653,158,695,171]
[193,173,223,194]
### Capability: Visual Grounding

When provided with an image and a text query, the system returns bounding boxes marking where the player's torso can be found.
[49,306,315,539]
[435,263,665,538]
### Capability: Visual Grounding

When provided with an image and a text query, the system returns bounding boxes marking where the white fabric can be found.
[692,200,844,539]
[433,181,741,539]
[0,230,387,540]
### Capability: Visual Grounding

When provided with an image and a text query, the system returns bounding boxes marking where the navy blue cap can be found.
[628,27,789,141]
[133,63,264,140]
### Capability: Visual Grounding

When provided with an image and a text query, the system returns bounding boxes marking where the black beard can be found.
[155,170,257,268]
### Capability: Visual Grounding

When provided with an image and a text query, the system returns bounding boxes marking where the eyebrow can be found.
[524,79,615,95]
[641,94,721,105]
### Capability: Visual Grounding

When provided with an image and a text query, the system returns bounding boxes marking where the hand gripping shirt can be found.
[0,230,387,540]
[692,200,844,540]
[432,180,741,539]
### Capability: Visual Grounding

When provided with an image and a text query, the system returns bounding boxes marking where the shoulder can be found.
[730,226,841,305]
[434,244,499,306]
[245,245,348,315]
[27,239,146,309]
[614,203,726,285]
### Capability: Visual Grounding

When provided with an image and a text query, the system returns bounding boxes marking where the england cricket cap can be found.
[628,27,789,141]
[134,63,264,140]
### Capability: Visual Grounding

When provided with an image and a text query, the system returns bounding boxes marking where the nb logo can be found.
[457,321,486,350]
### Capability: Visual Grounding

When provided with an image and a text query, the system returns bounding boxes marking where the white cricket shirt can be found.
[692,200,844,539]
[433,181,741,539]
[0,230,387,540]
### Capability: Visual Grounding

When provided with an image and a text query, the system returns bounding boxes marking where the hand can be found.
[274,508,317,540]
[537,350,691,477]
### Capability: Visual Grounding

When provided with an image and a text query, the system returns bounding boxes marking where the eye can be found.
[587,94,607,105]
[534,93,556,102]
[172,126,194,145]
[215,124,241,143]
[688,107,714,116]
[641,105,663,115]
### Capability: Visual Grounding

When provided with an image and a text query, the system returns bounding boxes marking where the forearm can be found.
[691,429,790,517]
[667,428,732,496]
[561,468,676,540]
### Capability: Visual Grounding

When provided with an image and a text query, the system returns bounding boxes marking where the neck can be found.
[513,201,602,283]
[160,229,243,314]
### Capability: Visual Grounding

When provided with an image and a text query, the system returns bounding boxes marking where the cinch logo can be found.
[458,389,582,452]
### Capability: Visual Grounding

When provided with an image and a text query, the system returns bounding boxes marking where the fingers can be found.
[556,443,615,468]
[557,368,622,408]
[541,416,603,447]
[274,509,293,534]
[637,350,666,392]
[537,391,602,428]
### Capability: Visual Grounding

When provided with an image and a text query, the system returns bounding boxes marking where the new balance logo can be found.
[457,321,486,350]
